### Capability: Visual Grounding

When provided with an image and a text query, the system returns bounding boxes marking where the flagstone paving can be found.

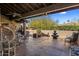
[16,36,71,56]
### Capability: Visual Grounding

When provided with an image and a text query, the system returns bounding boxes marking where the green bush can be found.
[58,25,79,31]
[29,18,79,31]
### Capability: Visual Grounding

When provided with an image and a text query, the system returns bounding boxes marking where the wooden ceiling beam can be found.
[19,4,29,12]
[13,4,25,13]
[1,4,14,13]
[26,3,35,11]
[1,9,9,14]
[17,4,28,12]
[21,4,31,12]
[32,4,40,9]
[11,4,23,13]
[1,5,10,13]
[22,3,79,18]
[43,3,47,7]
[7,3,23,14]
[5,4,18,13]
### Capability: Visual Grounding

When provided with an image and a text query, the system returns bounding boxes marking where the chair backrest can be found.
[72,32,78,41]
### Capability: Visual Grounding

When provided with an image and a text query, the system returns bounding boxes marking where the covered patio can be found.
[0,3,79,56]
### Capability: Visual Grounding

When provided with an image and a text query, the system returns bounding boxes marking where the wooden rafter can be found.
[21,3,79,19]
[1,3,79,20]
[13,4,24,13]
[43,3,47,7]
[1,6,10,13]
[1,4,14,13]
[6,4,17,13]
[26,4,35,11]
[33,4,40,9]
[20,4,30,12]
[15,4,25,13]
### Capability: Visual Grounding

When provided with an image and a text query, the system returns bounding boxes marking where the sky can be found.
[48,9,79,24]
[30,9,79,24]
